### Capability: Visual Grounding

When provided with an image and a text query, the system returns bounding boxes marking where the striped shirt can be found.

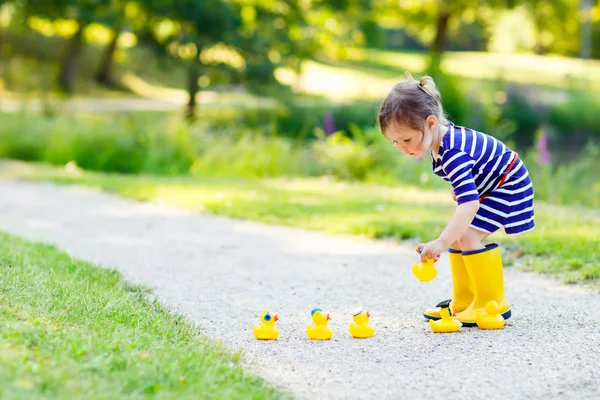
[432,124,518,205]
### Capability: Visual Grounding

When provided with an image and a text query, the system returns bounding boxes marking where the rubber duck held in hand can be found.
[412,252,438,282]
[349,307,375,338]
[307,307,333,340]
[253,310,279,340]
[476,300,505,330]
[429,299,462,333]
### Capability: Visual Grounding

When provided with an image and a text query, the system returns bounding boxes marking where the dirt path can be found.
[0,179,598,399]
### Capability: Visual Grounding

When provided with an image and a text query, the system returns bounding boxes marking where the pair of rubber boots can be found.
[423,243,511,327]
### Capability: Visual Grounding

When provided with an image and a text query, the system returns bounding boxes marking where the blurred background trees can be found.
[3,0,598,100]
[1,0,599,205]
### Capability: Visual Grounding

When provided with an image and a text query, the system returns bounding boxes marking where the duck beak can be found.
[327,313,330,320]
[366,311,371,318]
[274,315,279,321]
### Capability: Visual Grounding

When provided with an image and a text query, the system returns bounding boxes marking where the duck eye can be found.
[264,313,271,321]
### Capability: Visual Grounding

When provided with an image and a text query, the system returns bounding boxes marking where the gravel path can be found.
[0,179,598,399]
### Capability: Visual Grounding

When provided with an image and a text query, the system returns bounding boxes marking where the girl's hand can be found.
[416,239,447,262]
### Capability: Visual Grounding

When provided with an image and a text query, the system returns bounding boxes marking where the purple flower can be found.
[537,131,551,164]
[324,112,335,136]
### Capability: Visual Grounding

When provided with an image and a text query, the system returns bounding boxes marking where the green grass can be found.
[277,48,600,102]
[0,229,283,399]
[342,49,600,90]
[1,160,598,286]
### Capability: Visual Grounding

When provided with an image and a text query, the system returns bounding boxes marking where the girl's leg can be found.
[457,227,491,252]
[455,229,512,326]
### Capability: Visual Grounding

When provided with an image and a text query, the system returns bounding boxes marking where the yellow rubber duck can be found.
[476,300,505,330]
[349,307,375,338]
[429,299,462,333]
[253,310,279,340]
[412,253,437,282]
[307,308,333,340]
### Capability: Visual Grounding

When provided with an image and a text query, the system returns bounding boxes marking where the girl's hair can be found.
[378,72,448,134]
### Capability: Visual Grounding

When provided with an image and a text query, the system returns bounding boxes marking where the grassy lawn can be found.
[1,160,598,286]
[341,49,600,90]
[0,230,282,399]
[279,48,600,102]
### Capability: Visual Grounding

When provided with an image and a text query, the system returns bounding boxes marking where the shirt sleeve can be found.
[441,149,479,204]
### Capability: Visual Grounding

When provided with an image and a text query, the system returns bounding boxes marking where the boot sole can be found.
[424,309,511,326]
[423,313,440,321]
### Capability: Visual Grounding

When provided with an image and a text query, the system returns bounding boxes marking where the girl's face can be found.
[384,120,435,159]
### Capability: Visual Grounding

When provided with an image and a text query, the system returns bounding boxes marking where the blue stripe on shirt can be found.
[432,124,518,205]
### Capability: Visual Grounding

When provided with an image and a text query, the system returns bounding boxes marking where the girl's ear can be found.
[426,115,437,130]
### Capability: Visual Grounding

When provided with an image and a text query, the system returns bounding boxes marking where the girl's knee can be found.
[457,231,484,252]
[449,241,461,252]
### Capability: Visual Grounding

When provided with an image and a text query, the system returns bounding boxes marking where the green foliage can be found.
[430,71,470,126]
[0,108,598,209]
[0,232,281,398]
[361,19,385,48]
[0,113,196,175]
[190,129,312,177]
[593,22,600,59]
[548,91,600,158]
[528,143,600,208]
[496,86,541,152]
[311,130,377,180]
[209,101,378,141]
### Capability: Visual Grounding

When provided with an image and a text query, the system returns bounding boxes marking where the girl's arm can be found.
[417,200,479,260]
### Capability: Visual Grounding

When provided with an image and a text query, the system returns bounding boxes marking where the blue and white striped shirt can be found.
[432,123,518,205]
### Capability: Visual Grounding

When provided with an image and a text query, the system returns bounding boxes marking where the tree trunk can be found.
[580,0,592,59]
[186,56,201,121]
[96,13,124,86]
[532,13,545,55]
[58,21,86,93]
[429,7,451,72]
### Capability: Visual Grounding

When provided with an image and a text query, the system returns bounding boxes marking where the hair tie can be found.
[405,71,432,97]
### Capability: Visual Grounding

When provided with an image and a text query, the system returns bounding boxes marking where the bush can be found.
[548,92,600,160]
[430,71,470,126]
[0,112,196,175]
[527,143,600,208]
[190,128,313,177]
[1,107,598,209]
[311,129,378,181]
[0,112,52,161]
[496,86,541,152]
[208,101,379,141]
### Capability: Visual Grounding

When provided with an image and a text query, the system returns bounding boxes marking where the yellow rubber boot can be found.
[423,249,474,321]
[456,244,511,327]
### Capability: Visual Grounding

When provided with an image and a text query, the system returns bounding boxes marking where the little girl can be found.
[378,73,535,326]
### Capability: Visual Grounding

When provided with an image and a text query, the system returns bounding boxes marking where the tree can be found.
[22,0,112,92]
[377,0,516,71]
[137,0,241,119]
[232,0,312,93]
[95,0,128,86]
[525,0,577,55]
